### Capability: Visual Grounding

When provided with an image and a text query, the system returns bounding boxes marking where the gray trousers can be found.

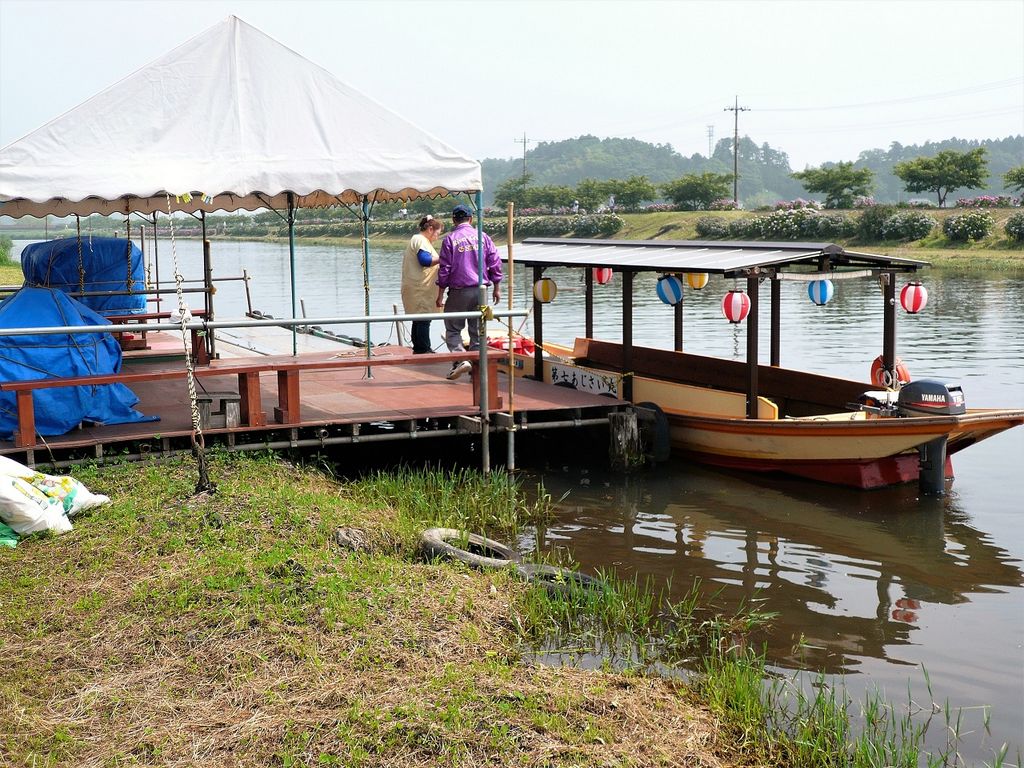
[443,285,483,351]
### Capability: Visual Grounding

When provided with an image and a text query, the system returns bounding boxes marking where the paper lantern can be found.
[656,275,684,305]
[721,290,750,323]
[807,279,835,306]
[593,267,613,285]
[533,277,558,303]
[686,272,709,290]
[900,282,928,314]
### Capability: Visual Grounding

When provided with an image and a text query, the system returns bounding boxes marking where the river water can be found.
[14,238,1024,760]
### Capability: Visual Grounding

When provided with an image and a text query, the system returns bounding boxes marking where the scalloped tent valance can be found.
[0,16,481,219]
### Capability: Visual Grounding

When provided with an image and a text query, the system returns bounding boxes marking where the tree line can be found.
[482,134,1024,208]
[491,149,1024,212]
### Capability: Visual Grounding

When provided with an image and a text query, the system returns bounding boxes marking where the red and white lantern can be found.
[900,282,928,314]
[593,267,613,285]
[721,290,751,324]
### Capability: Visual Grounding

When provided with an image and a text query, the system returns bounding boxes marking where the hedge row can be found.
[248,214,625,241]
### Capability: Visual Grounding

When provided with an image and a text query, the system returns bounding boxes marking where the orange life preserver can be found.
[870,355,911,389]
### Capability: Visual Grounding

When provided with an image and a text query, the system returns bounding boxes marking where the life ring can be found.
[515,563,605,594]
[418,527,521,570]
[870,355,911,389]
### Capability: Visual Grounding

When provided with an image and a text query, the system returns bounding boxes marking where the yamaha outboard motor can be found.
[894,380,966,496]
[897,380,966,417]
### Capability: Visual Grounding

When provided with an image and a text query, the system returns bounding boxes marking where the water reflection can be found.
[526,460,1023,676]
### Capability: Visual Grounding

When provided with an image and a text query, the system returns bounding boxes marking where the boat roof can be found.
[514,239,928,276]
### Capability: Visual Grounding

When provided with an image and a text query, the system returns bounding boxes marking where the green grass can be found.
[2,453,1016,767]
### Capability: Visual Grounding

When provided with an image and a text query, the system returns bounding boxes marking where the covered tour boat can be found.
[510,238,1024,492]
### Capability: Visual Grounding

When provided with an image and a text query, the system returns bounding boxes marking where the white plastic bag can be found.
[0,455,110,534]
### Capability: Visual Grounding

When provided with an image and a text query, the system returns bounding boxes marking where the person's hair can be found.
[419,215,442,232]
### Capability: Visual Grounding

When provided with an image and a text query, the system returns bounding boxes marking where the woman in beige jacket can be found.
[400,215,444,353]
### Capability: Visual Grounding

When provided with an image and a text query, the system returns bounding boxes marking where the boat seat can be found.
[786,411,867,422]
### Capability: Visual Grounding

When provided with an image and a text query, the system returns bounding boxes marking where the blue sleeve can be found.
[417,248,433,267]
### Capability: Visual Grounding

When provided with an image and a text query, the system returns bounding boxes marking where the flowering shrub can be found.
[811,213,857,239]
[1003,212,1024,242]
[571,214,624,237]
[857,205,898,240]
[695,216,730,238]
[880,211,936,241]
[642,203,676,213]
[943,211,994,242]
[852,196,876,209]
[955,195,1016,208]
[759,208,820,239]
[729,217,763,238]
[773,198,823,211]
[708,198,740,210]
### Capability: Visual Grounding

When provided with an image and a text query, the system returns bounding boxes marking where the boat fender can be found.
[635,401,671,463]
[418,527,521,570]
[514,563,605,595]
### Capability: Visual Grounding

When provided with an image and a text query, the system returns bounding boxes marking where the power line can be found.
[758,77,1024,112]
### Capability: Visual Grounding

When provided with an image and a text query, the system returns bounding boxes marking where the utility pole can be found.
[723,96,749,204]
[514,132,534,187]
[706,125,715,158]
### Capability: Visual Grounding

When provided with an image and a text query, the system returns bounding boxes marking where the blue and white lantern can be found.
[656,275,684,305]
[807,279,835,306]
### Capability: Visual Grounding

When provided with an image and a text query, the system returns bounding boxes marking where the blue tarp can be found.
[20,236,146,316]
[0,287,158,440]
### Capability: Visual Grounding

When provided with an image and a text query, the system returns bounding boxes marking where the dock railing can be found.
[0,308,530,473]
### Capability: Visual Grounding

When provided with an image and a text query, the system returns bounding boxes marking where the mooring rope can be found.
[165,193,215,495]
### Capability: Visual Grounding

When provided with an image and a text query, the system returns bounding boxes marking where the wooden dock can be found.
[1,331,622,468]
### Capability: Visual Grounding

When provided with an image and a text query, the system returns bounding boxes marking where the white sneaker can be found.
[447,360,473,380]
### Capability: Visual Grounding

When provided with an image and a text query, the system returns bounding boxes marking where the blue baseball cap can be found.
[452,204,473,220]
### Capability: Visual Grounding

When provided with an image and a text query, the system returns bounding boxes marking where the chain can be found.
[165,194,215,494]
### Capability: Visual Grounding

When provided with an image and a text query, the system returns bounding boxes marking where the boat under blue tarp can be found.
[20,236,146,316]
[0,287,157,440]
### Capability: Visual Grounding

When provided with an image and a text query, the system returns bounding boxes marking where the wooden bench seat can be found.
[105,309,209,364]
[0,350,503,448]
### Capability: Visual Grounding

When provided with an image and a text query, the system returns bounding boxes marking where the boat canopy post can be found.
[623,271,634,402]
[746,273,760,419]
[673,290,683,352]
[532,265,544,381]
[202,214,216,360]
[585,268,594,339]
[770,274,781,367]
[287,192,298,356]
[882,271,897,386]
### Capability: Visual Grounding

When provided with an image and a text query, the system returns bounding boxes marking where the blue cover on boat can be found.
[20,236,146,316]
[0,287,158,440]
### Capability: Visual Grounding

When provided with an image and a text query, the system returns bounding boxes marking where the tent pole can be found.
[288,193,297,356]
[152,213,161,311]
[361,197,373,378]
[476,190,489,474]
[201,211,216,360]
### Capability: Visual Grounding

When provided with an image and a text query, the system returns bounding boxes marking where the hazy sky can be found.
[1,0,1022,171]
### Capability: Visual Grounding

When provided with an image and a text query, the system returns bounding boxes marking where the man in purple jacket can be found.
[436,204,503,380]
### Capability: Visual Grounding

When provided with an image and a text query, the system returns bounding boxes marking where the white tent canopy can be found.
[0,16,482,219]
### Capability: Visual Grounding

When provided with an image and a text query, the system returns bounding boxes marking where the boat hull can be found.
[666,409,1024,489]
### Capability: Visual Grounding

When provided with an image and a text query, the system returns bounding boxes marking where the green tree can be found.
[605,175,658,211]
[660,172,734,210]
[893,148,988,207]
[791,161,874,209]
[574,178,611,213]
[1004,166,1024,195]
[524,184,575,212]
[493,173,533,210]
